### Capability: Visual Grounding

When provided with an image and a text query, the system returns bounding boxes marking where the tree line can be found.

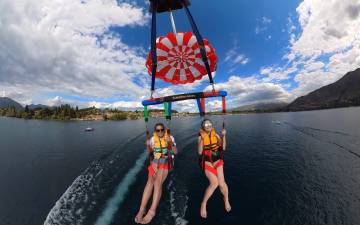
[0,105,179,121]
[0,105,141,120]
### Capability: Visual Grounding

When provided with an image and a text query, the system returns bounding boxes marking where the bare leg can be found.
[141,169,169,224]
[135,175,155,223]
[151,169,168,211]
[216,165,231,212]
[200,162,219,218]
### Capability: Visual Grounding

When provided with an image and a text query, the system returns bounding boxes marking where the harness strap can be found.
[208,132,213,163]
[157,134,164,170]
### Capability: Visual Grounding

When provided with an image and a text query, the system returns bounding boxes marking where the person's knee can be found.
[210,179,218,189]
[218,180,227,189]
[154,176,163,187]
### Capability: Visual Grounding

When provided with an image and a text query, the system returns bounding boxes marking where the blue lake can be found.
[0,107,360,225]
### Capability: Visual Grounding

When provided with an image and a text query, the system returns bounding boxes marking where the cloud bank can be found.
[263,0,360,97]
[0,0,149,105]
[1,0,359,112]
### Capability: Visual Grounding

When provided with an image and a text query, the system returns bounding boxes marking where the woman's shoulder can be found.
[149,136,155,145]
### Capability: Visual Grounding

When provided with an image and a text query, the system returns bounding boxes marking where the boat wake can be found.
[43,161,103,225]
[283,122,359,138]
[94,151,148,225]
[284,122,360,159]
[167,178,189,225]
[44,132,145,225]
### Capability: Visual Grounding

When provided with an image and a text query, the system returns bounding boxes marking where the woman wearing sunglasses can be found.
[135,123,177,224]
[198,119,231,218]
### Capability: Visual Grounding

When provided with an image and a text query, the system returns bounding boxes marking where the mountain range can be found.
[287,68,360,111]
[27,104,52,110]
[0,97,23,110]
[231,101,288,112]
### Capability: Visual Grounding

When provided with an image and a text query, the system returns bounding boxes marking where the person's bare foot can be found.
[224,199,232,212]
[140,209,156,224]
[200,202,207,218]
[134,209,145,223]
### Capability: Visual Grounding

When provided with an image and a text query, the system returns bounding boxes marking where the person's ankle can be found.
[148,208,156,213]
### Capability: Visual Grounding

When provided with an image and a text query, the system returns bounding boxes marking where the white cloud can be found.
[303,61,325,72]
[152,87,176,98]
[205,75,292,107]
[170,98,222,113]
[47,96,65,106]
[255,16,272,35]
[224,48,250,69]
[2,0,359,109]
[88,100,142,110]
[262,16,272,24]
[260,0,360,98]
[206,100,223,112]
[260,65,297,82]
[45,96,143,110]
[287,16,297,34]
[0,0,149,105]
[167,72,216,92]
[293,0,359,57]
[172,99,196,112]
[234,55,250,65]
[290,0,360,96]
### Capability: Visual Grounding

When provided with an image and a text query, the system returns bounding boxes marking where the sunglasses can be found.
[203,123,212,128]
[156,128,164,132]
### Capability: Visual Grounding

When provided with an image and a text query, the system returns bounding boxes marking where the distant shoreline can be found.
[2,105,360,122]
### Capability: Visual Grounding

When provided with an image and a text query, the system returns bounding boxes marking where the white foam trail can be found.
[168,180,189,225]
[44,173,94,225]
[94,151,148,225]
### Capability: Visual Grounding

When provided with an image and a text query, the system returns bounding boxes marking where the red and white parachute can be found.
[142,1,227,123]
[146,32,218,85]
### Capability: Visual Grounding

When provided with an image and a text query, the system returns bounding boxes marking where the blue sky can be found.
[115,0,302,89]
[1,0,359,111]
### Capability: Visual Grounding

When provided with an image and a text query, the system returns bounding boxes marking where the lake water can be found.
[0,107,360,225]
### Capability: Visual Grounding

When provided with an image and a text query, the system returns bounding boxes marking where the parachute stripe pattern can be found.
[146,32,218,85]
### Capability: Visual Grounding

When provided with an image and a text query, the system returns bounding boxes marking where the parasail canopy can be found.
[146,32,218,85]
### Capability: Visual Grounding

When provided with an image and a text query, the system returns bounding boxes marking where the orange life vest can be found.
[199,128,220,152]
[199,128,223,165]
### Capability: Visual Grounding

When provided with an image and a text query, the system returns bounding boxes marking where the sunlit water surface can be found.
[0,107,360,225]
